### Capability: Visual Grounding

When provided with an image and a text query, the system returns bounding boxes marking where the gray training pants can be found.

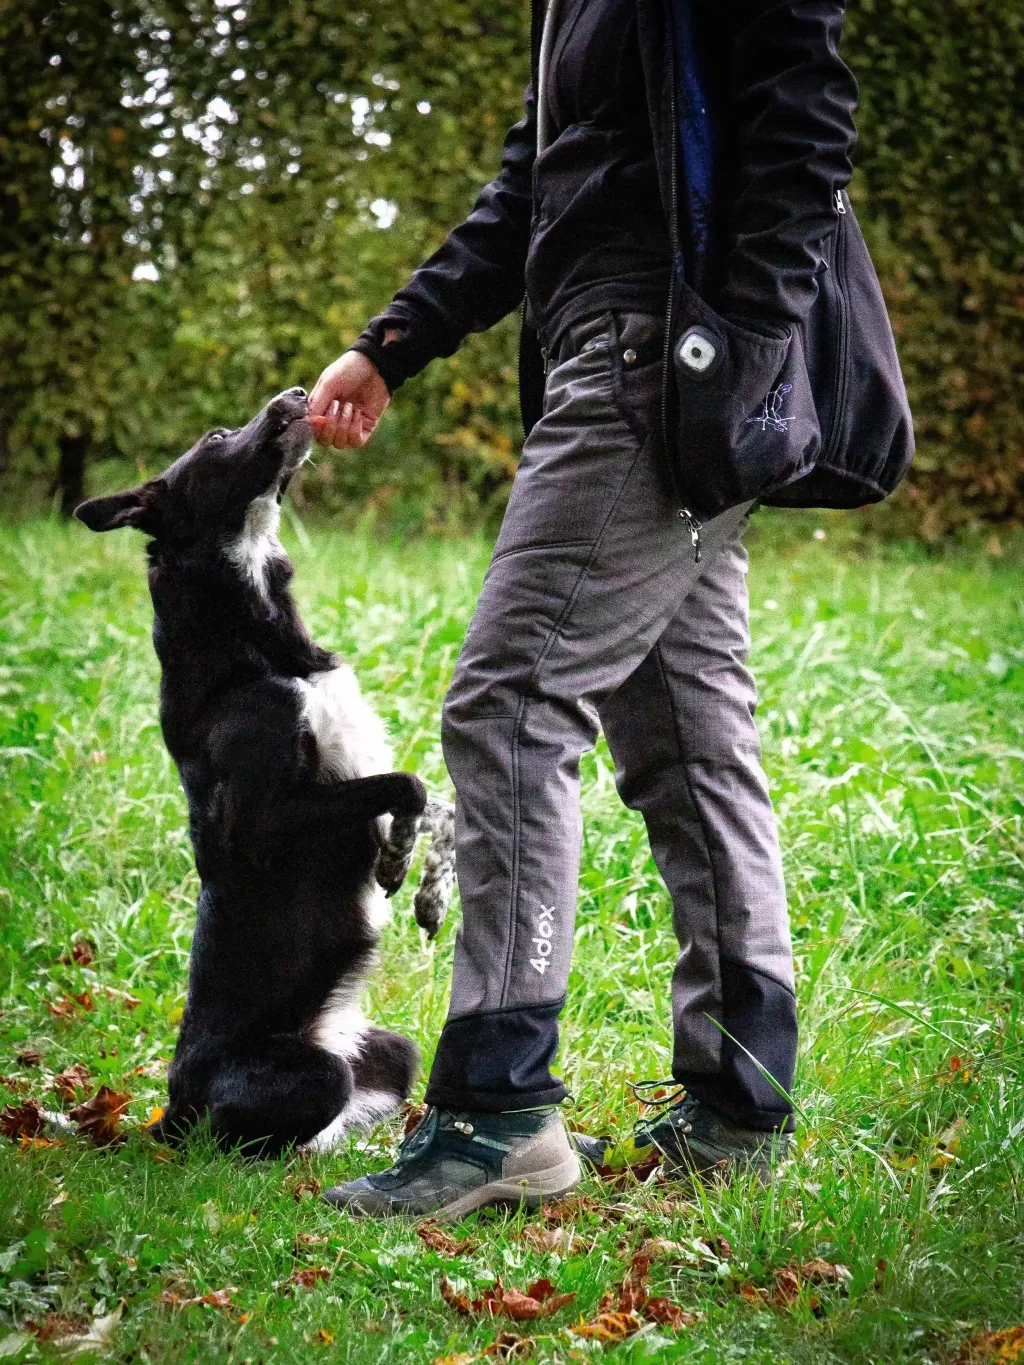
[423,311,797,1132]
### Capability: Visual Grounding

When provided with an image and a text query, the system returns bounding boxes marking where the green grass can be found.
[1,513,1022,1364]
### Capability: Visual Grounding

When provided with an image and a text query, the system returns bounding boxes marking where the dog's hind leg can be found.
[302,1025,418,1153]
[206,1039,352,1158]
[413,798,456,939]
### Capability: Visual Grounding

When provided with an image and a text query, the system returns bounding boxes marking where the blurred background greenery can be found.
[1,0,1022,537]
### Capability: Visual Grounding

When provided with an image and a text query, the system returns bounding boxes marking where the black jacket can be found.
[353,0,914,523]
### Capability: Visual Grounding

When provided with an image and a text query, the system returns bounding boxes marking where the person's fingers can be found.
[337,402,364,450]
[313,399,343,449]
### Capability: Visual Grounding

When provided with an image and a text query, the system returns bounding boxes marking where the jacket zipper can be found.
[819,189,850,466]
[660,12,702,564]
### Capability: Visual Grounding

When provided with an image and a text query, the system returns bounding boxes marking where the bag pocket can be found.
[672,282,821,520]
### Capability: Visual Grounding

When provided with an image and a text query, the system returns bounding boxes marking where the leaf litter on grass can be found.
[440,1274,575,1322]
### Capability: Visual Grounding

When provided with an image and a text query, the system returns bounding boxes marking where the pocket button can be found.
[678,328,718,374]
[622,348,637,365]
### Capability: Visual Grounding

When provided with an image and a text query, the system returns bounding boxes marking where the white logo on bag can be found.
[530,903,556,975]
[747,382,794,433]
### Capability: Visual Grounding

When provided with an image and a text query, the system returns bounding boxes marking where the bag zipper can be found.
[660,11,702,564]
[819,189,851,466]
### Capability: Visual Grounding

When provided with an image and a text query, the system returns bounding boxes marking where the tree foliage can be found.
[1,0,1021,533]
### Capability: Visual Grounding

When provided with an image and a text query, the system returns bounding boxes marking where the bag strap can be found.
[536,0,566,155]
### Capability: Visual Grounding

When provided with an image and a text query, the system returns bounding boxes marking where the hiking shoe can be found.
[571,1090,791,1184]
[323,1106,581,1219]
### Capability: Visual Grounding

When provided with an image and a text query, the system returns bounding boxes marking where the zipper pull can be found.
[679,508,702,563]
[835,189,846,216]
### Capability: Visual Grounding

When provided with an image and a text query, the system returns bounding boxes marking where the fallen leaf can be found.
[0,1077,29,1094]
[637,1237,688,1260]
[1,1098,46,1140]
[102,986,142,1011]
[70,1085,132,1147]
[431,1354,475,1365]
[954,1325,1024,1363]
[59,940,96,967]
[47,1302,123,1352]
[47,993,94,1021]
[145,1106,165,1128]
[160,1286,237,1310]
[403,1102,427,1137]
[25,1313,90,1341]
[541,1195,601,1224]
[798,1259,851,1287]
[617,1253,650,1315]
[313,1329,335,1345]
[592,1150,662,1186]
[569,1310,643,1343]
[439,1276,474,1315]
[52,1063,93,1102]
[439,1275,575,1322]
[288,1177,322,1201]
[295,1233,329,1250]
[644,1297,696,1329]
[712,1234,733,1260]
[519,1224,581,1254]
[16,1050,43,1067]
[483,1332,535,1359]
[417,1219,479,1257]
[290,1267,330,1290]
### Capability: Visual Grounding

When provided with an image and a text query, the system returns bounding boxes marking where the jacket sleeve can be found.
[350,85,536,393]
[708,0,858,327]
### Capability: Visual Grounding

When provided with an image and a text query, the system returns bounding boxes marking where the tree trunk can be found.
[56,432,90,517]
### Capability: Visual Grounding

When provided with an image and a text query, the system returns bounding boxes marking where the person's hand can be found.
[308,350,390,450]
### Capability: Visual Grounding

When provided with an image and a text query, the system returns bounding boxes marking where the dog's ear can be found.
[74,480,165,534]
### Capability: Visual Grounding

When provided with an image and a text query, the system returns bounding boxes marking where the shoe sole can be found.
[434,1151,583,1222]
[332,1151,583,1222]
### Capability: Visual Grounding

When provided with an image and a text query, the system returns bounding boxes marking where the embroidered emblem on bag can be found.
[746,383,794,433]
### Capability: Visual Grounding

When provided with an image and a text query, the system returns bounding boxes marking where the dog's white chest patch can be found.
[225,494,285,599]
[295,665,393,783]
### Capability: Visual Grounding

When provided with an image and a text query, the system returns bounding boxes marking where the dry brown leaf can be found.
[592,1150,663,1187]
[439,1275,575,1322]
[52,1063,93,1102]
[288,1177,322,1201]
[47,992,94,1021]
[102,986,142,1011]
[295,1233,329,1250]
[569,1310,643,1343]
[290,1267,331,1290]
[70,1084,132,1146]
[161,1286,237,1310]
[16,1049,43,1066]
[712,1234,733,1260]
[59,940,96,967]
[25,1312,90,1341]
[519,1224,581,1254]
[644,1297,697,1329]
[540,1195,601,1224]
[798,1258,850,1286]
[617,1254,651,1315]
[417,1218,479,1256]
[483,1332,536,1359]
[637,1237,688,1261]
[403,1102,427,1137]
[953,1326,1024,1364]
[0,1076,30,1094]
[1,1098,46,1140]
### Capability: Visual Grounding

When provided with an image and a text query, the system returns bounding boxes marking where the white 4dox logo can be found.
[530,903,556,975]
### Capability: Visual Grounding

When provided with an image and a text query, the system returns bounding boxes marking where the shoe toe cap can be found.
[322,1178,395,1216]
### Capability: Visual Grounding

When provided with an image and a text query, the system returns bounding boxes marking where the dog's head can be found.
[75,388,311,544]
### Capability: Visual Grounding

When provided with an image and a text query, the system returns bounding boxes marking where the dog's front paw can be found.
[375,813,419,896]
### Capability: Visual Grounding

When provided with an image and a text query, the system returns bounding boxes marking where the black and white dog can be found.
[76,388,454,1156]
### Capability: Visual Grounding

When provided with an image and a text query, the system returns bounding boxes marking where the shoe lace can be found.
[627,1079,689,1136]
